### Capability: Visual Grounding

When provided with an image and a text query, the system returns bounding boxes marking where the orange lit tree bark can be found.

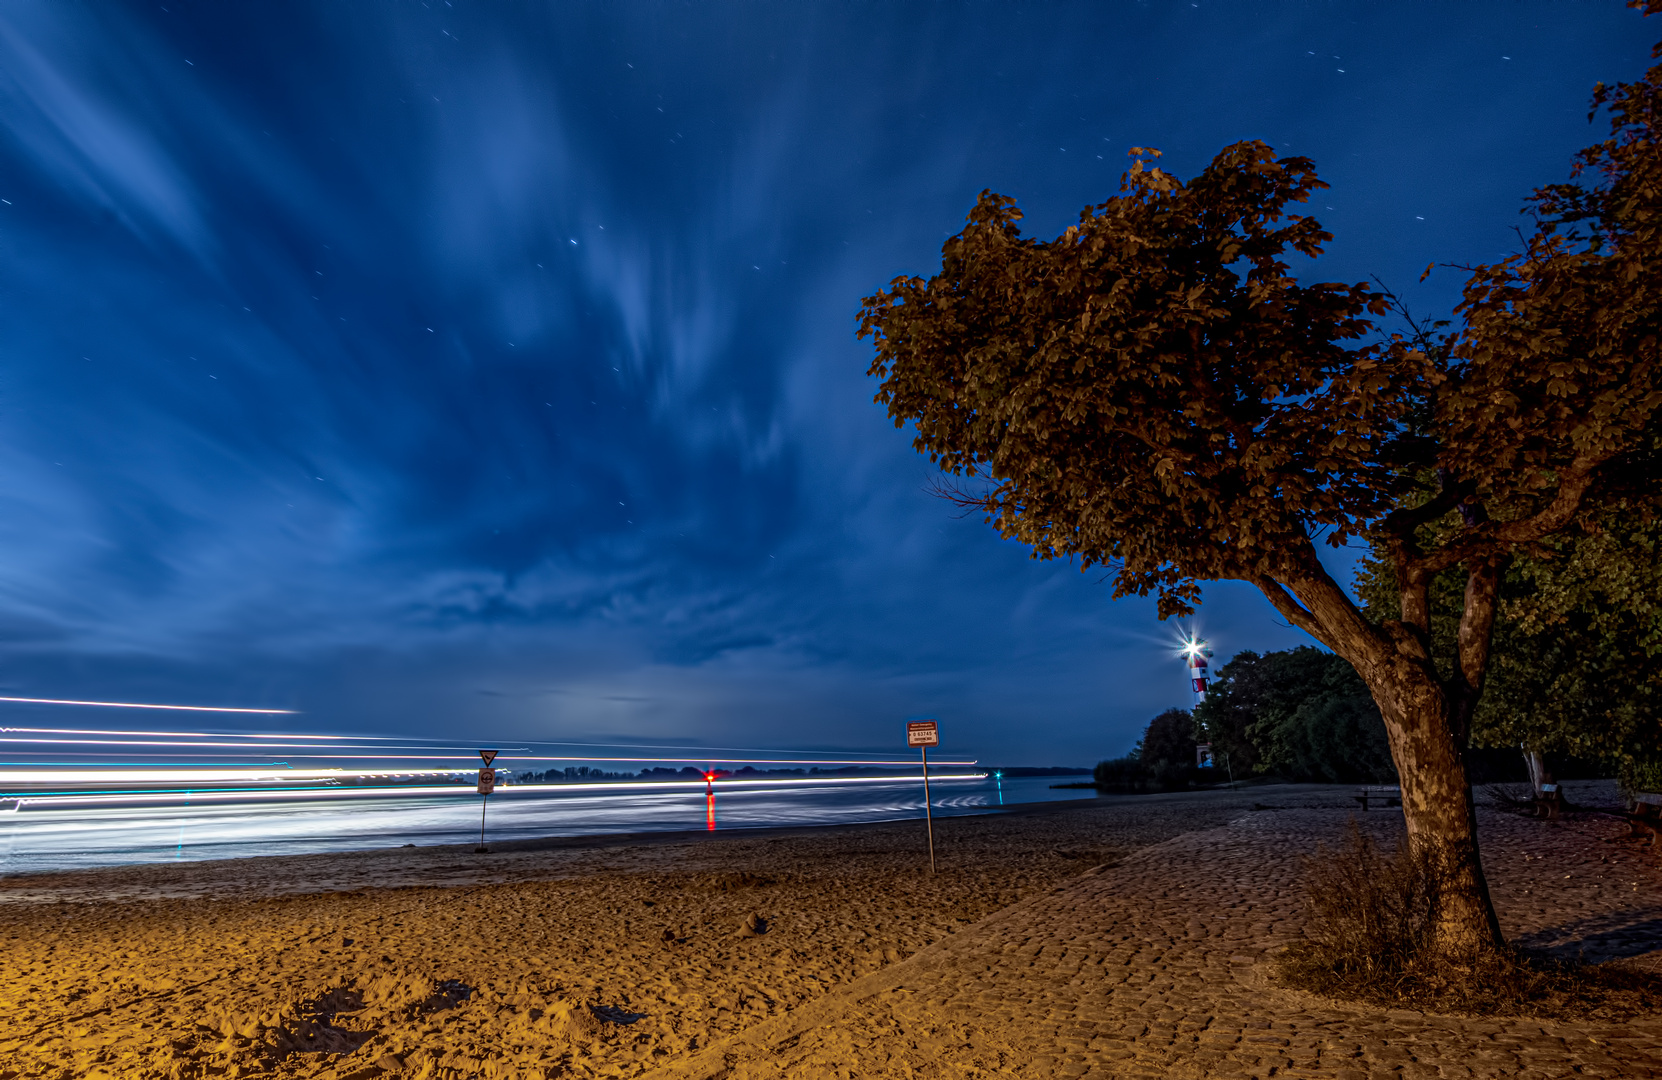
[857,12,1661,961]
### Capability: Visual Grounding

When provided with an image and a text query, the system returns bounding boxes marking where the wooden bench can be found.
[1623,792,1662,845]
[1354,785,1401,811]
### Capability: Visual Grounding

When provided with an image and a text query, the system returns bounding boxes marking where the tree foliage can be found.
[1358,510,1662,789]
[1092,754,1152,793]
[1196,648,1395,783]
[860,142,1408,620]
[1136,706,1199,789]
[859,1,1662,961]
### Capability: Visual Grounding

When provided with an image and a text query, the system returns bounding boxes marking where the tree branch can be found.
[1377,476,1474,544]
[1414,461,1597,575]
[924,473,998,517]
[1257,544,1407,683]
[1251,575,1331,646]
[1449,556,1507,746]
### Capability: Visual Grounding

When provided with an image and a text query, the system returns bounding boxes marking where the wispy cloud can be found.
[0,0,1645,762]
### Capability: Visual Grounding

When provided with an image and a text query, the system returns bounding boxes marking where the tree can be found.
[1357,510,1662,794]
[1188,653,1268,777]
[1493,516,1662,794]
[1196,647,1395,783]
[857,10,1661,961]
[1136,707,1198,789]
[1093,754,1151,793]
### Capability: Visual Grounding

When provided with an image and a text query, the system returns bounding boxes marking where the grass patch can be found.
[1482,782,1538,815]
[1276,822,1662,1018]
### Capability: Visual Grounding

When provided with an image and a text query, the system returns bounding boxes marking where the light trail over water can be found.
[0,697,300,713]
[0,703,1070,873]
[0,773,1090,875]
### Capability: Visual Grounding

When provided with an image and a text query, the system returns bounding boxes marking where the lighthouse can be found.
[1182,634,1217,771]
[1181,635,1213,704]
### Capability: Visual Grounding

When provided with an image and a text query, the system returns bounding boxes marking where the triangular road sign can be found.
[479,749,499,766]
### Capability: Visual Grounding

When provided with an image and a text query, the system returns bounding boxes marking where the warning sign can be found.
[477,768,496,794]
[906,721,939,747]
[479,749,499,766]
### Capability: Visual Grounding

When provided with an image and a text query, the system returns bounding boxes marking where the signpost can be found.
[906,721,940,873]
[476,750,498,853]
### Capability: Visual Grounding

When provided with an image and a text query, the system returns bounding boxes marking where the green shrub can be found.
[1091,755,1150,793]
[1137,707,1199,790]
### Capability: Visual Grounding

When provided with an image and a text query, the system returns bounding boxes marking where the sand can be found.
[0,782,1656,1080]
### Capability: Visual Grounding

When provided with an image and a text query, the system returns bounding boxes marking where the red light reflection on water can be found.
[704,772,719,830]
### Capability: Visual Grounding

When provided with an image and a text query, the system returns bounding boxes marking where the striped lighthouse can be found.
[1181,635,1213,704]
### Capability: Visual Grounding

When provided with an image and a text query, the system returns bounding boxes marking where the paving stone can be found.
[647,795,1662,1078]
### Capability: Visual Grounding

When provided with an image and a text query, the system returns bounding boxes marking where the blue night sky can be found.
[0,2,1649,765]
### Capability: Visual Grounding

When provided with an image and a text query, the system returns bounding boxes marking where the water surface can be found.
[0,773,1093,874]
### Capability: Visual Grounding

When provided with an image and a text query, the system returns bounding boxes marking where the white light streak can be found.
[0,698,297,715]
[4,772,990,809]
[0,767,471,784]
[0,732,976,767]
[0,725,340,738]
[496,756,980,767]
[0,737,505,752]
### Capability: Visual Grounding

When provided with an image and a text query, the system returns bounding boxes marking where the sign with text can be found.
[906,721,940,748]
[477,767,497,794]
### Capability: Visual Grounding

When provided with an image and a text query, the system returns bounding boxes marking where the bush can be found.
[1092,755,1150,793]
[1280,822,1436,982]
[1138,707,1199,790]
[1620,755,1662,798]
[1277,822,1662,1017]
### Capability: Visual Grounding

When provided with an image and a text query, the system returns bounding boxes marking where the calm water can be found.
[0,774,1094,874]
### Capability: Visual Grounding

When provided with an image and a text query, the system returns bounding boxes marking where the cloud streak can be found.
[0,0,1648,763]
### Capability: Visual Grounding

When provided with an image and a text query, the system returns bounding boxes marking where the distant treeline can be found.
[988,766,1090,777]
[344,763,1087,787]
[513,764,947,783]
[1097,646,1613,793]
[1093,647,1394,792]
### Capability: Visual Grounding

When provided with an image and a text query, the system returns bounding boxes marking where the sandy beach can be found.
[2,783,1659,1079]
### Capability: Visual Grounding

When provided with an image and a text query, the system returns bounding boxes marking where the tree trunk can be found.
[1256,562,1507,964]
[1369,670,1504,961]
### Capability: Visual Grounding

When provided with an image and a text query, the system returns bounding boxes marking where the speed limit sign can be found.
[476,768,496,795]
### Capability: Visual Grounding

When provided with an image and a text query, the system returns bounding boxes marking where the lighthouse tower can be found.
[1182,634,1217,771]
[1181,635,1213,704]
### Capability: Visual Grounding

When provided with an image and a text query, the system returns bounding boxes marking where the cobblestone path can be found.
[650,803,1662,1080]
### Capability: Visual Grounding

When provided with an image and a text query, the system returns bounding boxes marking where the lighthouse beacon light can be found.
[1179,634,1213,704]
[1180,632,1216,768]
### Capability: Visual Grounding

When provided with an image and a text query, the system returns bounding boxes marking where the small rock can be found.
[737,913,768,938]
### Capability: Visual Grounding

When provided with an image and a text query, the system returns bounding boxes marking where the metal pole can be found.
[477,793,488,852]
[922,745,935,874]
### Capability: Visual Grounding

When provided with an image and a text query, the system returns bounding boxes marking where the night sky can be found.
[0,2,1649,765]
